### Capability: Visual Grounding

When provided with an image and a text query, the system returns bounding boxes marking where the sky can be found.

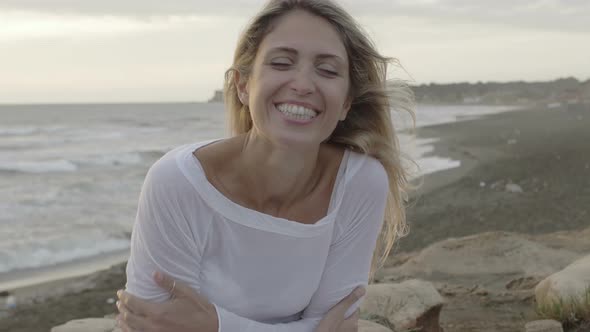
[1,0,589,104]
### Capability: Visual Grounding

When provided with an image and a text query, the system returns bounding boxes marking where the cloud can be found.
[0,0,255,17]
[0,0,589,32]
[344,0,590,32]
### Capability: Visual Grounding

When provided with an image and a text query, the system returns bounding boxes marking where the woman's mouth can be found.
[275,103,319,122]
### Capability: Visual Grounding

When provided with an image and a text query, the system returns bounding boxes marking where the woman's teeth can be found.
[276,104,318,121]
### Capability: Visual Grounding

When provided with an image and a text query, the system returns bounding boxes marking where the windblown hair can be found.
[224,0,416,282]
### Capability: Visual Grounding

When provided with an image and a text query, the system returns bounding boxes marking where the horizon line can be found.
[1,76,588,106]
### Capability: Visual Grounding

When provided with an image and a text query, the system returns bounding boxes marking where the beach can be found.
[1,103,589,332]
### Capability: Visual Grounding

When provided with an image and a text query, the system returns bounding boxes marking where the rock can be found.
[389,232,578,291]
[524,319,563,332]
[505,183,523,193]
[470,285,489,296]
[505,276,543,290]
[359,319,393,332]
[51,318,120,332]
[4,294,16,309]
[530,226,590,253]
[360,280,444,332]
[535,254,590,310]
[52,315,395,332]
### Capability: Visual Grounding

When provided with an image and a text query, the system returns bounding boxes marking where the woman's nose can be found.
[290,68,315,95]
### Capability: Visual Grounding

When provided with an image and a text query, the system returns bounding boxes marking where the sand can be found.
[1,103,589,332]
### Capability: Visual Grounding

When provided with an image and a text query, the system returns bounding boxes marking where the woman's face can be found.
[241,10,351,148]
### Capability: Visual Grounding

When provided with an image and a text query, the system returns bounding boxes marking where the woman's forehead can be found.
[258,10,347,60]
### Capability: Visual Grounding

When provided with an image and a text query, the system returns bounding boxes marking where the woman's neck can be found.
[234,131,325,213]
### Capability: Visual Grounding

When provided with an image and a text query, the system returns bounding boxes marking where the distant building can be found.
[556,89,582,105]
[462,96,482,104]
[581,81,590,104]
[208,90,224,103]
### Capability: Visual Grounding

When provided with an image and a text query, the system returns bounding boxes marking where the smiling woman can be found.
[118,0,415,331]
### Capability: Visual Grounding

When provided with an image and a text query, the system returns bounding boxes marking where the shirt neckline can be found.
[176,139,349,237]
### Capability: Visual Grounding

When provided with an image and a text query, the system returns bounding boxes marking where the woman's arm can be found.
[125,155,207,302]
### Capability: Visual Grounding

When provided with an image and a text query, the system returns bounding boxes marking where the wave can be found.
[0,235,130,274]
[0,150,166,174]
[0,159,78,173]
[0,125,67,137]
[0,126,39,136]
[77,150,166,167]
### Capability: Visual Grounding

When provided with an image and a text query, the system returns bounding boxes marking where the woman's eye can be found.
[269,58,292,69]
[319,67,338,76]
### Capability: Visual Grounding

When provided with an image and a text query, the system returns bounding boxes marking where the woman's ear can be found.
[340,96,352,121]
[234,71,249,106]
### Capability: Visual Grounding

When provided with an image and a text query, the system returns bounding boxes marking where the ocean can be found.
[0,102,516,287]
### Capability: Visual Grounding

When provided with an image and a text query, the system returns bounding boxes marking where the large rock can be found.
[524,319,564,332]
[381,232,578,290]
[360,280,444,332]
[54,316,395,332]
[51,318,121,332]
[53,317,394,332]
[531,226,590,253]
[359,319,393,332]
[535,254,590,309]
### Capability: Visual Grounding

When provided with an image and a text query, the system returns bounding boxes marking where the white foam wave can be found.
[416,156,462,177]
[414,105,519,128]
[0,125,68,137]
[76,150,165,167]
[78,152,143,166]
[0,126,39,136]
[399,134,461,178]
[0,236,130,273]
[0,150,166,173]
[0,159,78,173]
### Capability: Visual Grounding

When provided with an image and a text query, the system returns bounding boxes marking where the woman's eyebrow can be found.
[267,46,345,63]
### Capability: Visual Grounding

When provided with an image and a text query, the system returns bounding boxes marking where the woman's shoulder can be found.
[144,139,221,190]
[344,148,387,186]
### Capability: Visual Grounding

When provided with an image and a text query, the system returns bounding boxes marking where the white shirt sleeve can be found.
[125,154,210,302]
[126,152,388,332]
[215,156,388,332]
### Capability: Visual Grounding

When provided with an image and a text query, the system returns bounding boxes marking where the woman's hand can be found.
[116,271,217,332]
[315,286,365,332]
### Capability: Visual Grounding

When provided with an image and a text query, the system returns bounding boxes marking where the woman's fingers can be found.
[343,308,360,322]
[339,308,360,332]
[315,287,366,332]
[335,286,365,318]
[117,300,150,331]
[117,290,157,317]
[153,271,196,300]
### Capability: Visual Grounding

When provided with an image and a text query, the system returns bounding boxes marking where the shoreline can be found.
[0,250,129,305]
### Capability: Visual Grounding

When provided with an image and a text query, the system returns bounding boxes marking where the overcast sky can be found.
[1,0,589,104]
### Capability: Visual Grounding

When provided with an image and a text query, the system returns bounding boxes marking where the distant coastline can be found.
[410,77,590,106]
[205,77,590,107]
[208,90,223,103]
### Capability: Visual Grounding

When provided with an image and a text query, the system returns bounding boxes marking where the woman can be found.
[116,0,414,331]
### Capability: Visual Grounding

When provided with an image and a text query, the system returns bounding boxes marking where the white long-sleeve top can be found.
[125,139,388,332]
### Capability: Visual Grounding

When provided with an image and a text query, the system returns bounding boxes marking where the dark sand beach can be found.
[401,104,590,252]
[1,104,589,332]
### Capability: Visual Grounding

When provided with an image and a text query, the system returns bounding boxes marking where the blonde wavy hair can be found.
[224,0,415,282]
